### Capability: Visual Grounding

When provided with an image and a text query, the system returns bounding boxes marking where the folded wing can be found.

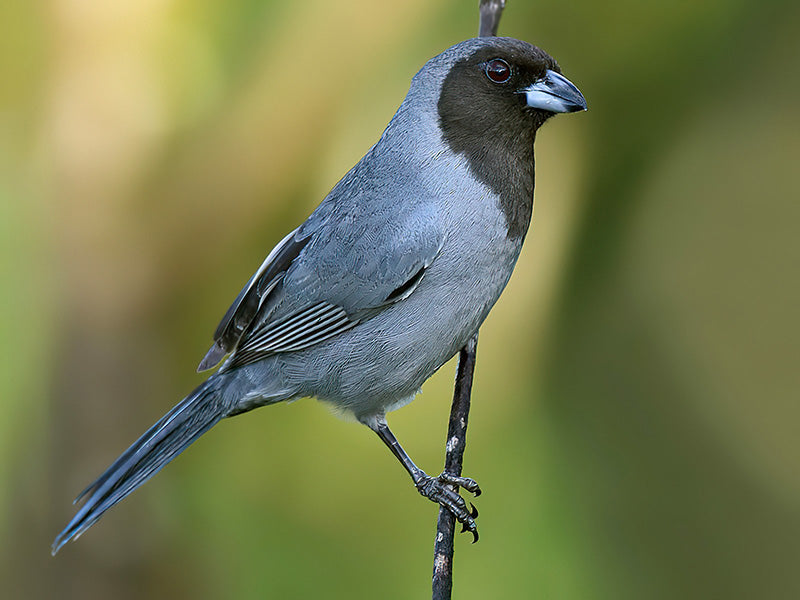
[199,199,445,372]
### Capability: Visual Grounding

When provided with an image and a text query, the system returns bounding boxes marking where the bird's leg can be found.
[371,420,481,542]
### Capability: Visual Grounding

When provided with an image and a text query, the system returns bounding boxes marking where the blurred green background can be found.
[2,1,799,598]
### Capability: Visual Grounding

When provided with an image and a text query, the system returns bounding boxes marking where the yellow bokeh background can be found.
[2,1,799,598]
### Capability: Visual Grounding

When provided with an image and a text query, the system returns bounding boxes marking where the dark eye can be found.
[485,58,511,83]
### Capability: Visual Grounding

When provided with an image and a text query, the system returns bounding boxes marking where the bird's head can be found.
[436,37,587,141]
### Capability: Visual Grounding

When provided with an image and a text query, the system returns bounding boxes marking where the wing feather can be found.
[245,302,337,349]
[228,302,358,367]
[198,227,310,371]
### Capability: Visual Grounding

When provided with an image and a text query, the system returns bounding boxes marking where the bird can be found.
[52,36,586,554]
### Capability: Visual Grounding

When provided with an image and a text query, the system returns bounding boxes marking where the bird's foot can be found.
[416,472,481,542]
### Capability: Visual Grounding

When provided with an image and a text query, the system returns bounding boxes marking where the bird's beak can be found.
[522,70,587,113]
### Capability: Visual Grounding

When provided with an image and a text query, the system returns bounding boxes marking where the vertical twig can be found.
[432,333,479,600]
[430,7,505,600]
[479,0,506,37]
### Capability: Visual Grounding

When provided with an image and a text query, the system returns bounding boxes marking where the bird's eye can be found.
[485,58,511,84]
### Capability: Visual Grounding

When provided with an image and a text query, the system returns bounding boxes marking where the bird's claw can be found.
[415,472,481,542]
[437,472,482,497]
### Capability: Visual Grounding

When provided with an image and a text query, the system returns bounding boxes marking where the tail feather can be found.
[52,377,227,555]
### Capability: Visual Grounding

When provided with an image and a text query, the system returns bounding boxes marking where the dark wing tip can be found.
[197,342,226,372]
[51,530,73,556]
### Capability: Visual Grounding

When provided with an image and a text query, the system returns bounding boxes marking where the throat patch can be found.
[437,48,543,240]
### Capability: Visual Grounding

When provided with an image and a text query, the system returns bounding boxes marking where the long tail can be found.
[52,376,228,555]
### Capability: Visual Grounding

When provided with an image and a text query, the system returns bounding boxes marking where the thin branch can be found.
[430,6,505,599]
[479,0,506,37]
[432,333,479,600]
